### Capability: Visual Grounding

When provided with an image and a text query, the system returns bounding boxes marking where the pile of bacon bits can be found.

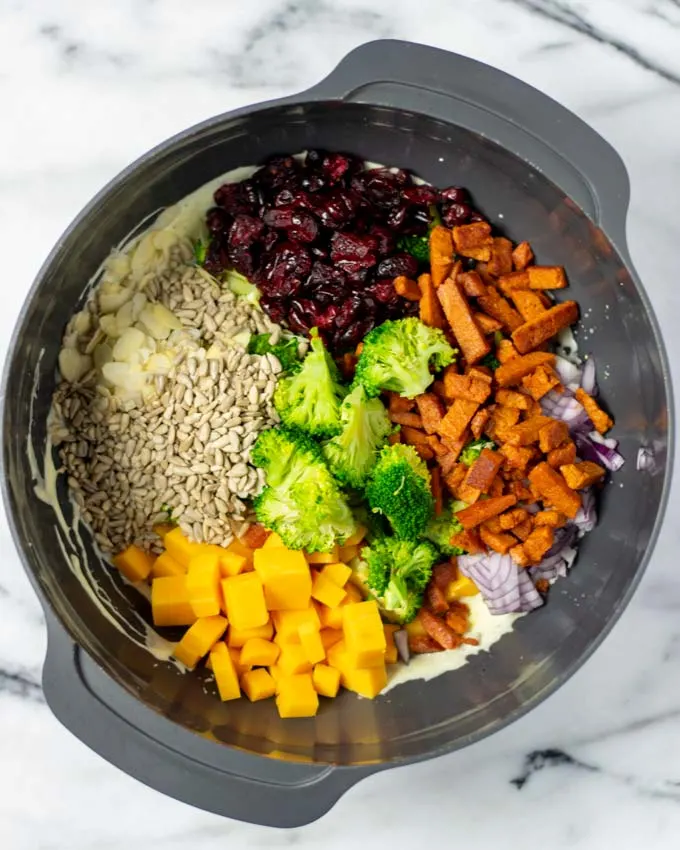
[353,221,614,653]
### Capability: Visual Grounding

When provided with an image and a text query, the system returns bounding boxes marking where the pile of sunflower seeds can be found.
[51,243,285,554]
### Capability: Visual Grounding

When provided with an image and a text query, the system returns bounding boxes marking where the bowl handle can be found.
[41,611,372,827]
[302,39,631,253]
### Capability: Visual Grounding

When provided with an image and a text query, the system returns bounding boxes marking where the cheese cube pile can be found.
[113,523,398,718]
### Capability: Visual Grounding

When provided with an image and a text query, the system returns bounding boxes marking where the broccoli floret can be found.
[274,329,346,437]
[354,317,456,399]
[248,333,301,374]
[365,444,434,540]
[423,502,467,556]
[362,536,438,624]
[480,352,501,370]
[321,384,393,488]
[251,426,356,552]
[397,234,429,263]
[459,438,497,466]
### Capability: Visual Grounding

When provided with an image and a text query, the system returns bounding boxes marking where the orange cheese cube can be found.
[186,551,222,617]
[219,550,247,578]
[327,641,386,698]
[317,602,343,630]
[262,532,286,549]
[276,673,319,718]
[384,624,399,664]
[164,527,199,568]
[151,576,196,627]
[344,526,367,547]
[229,645,252,675]
[253,548,312,610]
[113,545,155,583]
[278,644,313,676]
[227,621,273,648]
[226,538,254,567]
[240,637,280,667]
[268,663,284,693]
[320,628,343,650]
[151,551,185,578]
[241,668,277,702]
[313,663,341,698]
[221,572,268,631]
[272,608,320,643]
[173,615,228,669]
[306,547,340,565]
[312,572,347,609]
[342,600,386,668]
[446,576,480,601]
[338,544,360,562]
[344,583,364,604]
[210,642,241,701]
[298,622,325,665]
[152,522,175,539]
[321,562,352,588]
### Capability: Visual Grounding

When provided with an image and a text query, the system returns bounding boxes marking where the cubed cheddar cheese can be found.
[311,571,347,609]
[219,550,248,578]
[276,673,319,718]
[319,628,343,650]
[278,644,313,676]
[164,527,199,568]
[210,642,241,701]
[327,640,387,699]
[151,576,196,627]
[241,668,277,702]
[268,663,284,693]
[151,551,186,578]
[384,624,399,665]
[221,572,268,631]
[338,544,360,562]
[173,615,228,669]
[262,532,286,549]
[446,576,480,601]
[186,551,222,617]
[113,545,155,583]
[313,663,341,698]
[253,548,312,610]
[317,601,344,630]
[272,608,320,643]
[227,620,273,648]
[306,547,340,565]
[226,538,254,568]
[298,621,325,665]
[342,600,386,668]
[229,646,252,676]
[152,522,175,539]
[321,562,352,588]
[240,637,280,667]
[343,526,367,547]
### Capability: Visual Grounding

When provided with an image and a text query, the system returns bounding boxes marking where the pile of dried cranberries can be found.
[204,151,484,352]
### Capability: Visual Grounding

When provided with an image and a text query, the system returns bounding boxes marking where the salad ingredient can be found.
[174,615,228,669]
[252,427,356,552]
[276,674,320,718]
[151,575,196,627]
[362,537,438,624]
[247,332,302,373]
[456,495,517,529]
[241,668,277,702]
[321,384,392,488]
[354,317,456,399]
[559,461,606,490]
[437,279,491,364]
[253,547,312,610]
[113,544,155,583]
[365,444,434,540]
[574,388,614,434]
[511,300,579,353]
[222,572,269,630]
[528,463,582,519]
[459,437,496,466]
[418,272,446,329]
[423,503,465,556]
[457,552,543,615]
[397,234,430,263]
[274,329,346,437]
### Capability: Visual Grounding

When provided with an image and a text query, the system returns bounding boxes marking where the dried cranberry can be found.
[262,228,279,252]
[330,232,378,270]
[441,186,469,204]
[335,316,376,352]
[368,279,400,306]
[442,202,472,227]
[315,304,340,330]
[213,182,257,216]
[368,224,396,256]
[259,296,288,325]
[311,189,359,229]
[262,207,319,243]
[228,247,257,278]
[306,262,347,290]
[253,156,300,195]
[334,295,361,330]
[403,185,439,206]
[386,205,409,230]
[352,170,401,209]
[301,173,326,193]
[376,252,419,280]
[310,283,345,307]
[287,298,319,334]
[258,241,312,299]
[228,214,265,249]
[310,244,329,261]
[206,207,232,234]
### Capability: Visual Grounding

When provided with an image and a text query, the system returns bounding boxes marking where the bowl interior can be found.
[3,101,669,765]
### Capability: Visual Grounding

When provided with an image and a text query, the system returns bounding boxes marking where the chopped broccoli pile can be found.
[460,438,496,466]
[365,444,434,540]
[321,384,393,489]
[248,333,301,374]
[422,501,467,556]
[362,536,438,624]
[480,352,501,370]
[251,426,356,552]
[397,234,429,263]
[274,329,346,437]
[354,317,456,399]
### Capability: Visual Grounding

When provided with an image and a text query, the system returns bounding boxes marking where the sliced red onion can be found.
[546,524,578,555]
[458,552,543,615]
[530,543,579,583]
[394,629,410,664]
[636,447,656,473]
[574,488,597,533]
[589,430,617,450]
[573,430,625,471]
[554,355,581,386]
[580,357,597,394]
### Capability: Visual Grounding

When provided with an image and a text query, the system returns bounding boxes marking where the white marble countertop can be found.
[2,1,680,847]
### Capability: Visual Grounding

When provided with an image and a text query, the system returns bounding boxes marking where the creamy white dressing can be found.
[27,155,520,687]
